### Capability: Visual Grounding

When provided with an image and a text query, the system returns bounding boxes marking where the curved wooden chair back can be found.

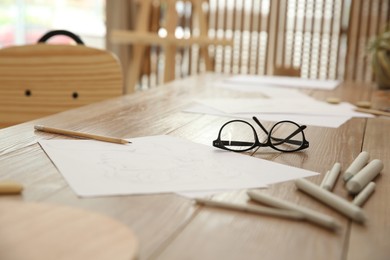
[0,44,123,128]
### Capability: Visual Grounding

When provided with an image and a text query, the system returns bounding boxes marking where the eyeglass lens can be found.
[219,121,256,151]
[269,121,304,151]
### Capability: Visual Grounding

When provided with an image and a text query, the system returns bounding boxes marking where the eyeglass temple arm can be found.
[253,116,306,145]
[252,116,269,135]
[270,125,307,145]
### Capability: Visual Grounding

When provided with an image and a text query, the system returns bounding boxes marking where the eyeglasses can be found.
[213,116,309,152]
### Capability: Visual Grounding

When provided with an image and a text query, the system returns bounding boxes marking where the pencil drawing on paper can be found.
[98,142,242,184]
[38,135,318,197]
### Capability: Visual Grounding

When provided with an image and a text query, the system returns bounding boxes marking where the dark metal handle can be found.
[37,30,84,45]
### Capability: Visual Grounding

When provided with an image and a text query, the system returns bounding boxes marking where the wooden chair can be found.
[0,30,123,128]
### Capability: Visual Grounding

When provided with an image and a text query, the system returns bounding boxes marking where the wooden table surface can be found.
[1,73,389,260]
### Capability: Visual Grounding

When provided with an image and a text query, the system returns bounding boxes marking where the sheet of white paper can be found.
[39,136,318,197]
[224,75,341,90]
[182,103,351,128]
[211,81,314,99]
[196,98,374,118]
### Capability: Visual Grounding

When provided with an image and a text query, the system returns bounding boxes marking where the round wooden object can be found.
[326,97,341,104]
[0,200,138,260]
[355,100,372,108]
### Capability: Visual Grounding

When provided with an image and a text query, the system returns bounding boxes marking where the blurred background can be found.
[0,0,105,48]
[1,0,389,91]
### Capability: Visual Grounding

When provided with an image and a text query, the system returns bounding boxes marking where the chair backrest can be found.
[0,34,123,128]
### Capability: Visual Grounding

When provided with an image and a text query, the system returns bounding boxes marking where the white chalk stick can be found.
[322,163,341,191]
[320,171,330,189]
[295,178,366,223]
[247,190,341,231]
[346,159,383,195]
[343,151,370,182]
[352,182,376,207]
[195,198,304,220]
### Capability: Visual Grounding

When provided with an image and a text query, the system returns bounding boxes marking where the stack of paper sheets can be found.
[183,75,373,128]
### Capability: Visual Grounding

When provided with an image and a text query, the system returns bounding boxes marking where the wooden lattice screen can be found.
[109,0,390,91]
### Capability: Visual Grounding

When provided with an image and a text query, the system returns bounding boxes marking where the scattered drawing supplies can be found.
[247,190,341,231]
[295,178,367,223]
[194,151,384,230]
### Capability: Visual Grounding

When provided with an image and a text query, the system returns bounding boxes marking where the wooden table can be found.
[1,73,389,260]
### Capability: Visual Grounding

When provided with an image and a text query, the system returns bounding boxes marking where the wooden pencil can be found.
[34,125,130,144]
[195,198,304,220]
[0,181,23,194]
[355,108,390,117]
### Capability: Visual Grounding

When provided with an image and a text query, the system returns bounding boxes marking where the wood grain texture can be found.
[0,200,138,260]
[0,73,388,260]
[346,118,390,260]
[0,44,123,128]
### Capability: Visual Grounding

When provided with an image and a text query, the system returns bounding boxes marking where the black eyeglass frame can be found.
[213,116,309,152]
